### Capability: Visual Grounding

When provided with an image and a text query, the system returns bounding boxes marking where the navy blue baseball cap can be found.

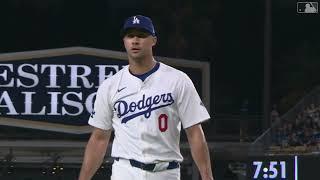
[121,15,156,37]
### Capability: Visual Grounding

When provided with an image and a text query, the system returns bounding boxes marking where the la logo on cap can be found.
[132,16,140,24]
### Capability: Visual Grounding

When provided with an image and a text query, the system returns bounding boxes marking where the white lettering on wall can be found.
[95,65,119,87]
[21,92,46,115]
[41,64,66,88]
[0,63,123,119]
[0,64,14,87]
[85,92,96,114]
[0,91,18,115]
[47,92,61,115]
[68,65,94,88]
[62,92,83,116]
[17,64,39,88]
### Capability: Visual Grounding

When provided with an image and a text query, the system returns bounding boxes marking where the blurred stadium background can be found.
[0,0,319,179]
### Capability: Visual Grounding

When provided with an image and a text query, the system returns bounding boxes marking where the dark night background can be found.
[0,0,320,136]
[0,1,320,180]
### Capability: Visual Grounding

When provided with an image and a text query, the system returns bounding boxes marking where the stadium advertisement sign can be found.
[0,47,210,134]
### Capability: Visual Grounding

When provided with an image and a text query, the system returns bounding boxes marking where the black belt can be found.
[114,157,180,172]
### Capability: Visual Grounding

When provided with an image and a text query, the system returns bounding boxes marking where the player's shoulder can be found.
[99,65,128,89]
[159,62,190,80]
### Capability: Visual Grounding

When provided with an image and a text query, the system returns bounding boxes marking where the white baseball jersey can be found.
[88,62,210,163]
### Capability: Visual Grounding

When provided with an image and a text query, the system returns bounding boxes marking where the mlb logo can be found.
[297,2,318,13]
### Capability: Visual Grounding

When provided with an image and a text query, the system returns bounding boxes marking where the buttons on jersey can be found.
[138,81,143,92]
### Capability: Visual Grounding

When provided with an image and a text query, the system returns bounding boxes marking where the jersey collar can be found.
[129,62,160,81]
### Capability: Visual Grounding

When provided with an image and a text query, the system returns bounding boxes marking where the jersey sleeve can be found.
[88,81,113,131]
[176,73,211,129]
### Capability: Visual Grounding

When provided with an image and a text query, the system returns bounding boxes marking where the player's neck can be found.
[128,57,157,75]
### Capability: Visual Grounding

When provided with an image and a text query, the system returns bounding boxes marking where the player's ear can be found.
[152,36,157,46]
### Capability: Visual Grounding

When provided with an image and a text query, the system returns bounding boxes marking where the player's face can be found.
[123,29,157,60]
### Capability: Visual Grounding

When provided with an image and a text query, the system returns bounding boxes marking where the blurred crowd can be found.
[271,103,320,151]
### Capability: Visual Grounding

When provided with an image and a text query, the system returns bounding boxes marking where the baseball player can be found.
[79,15,214,180]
